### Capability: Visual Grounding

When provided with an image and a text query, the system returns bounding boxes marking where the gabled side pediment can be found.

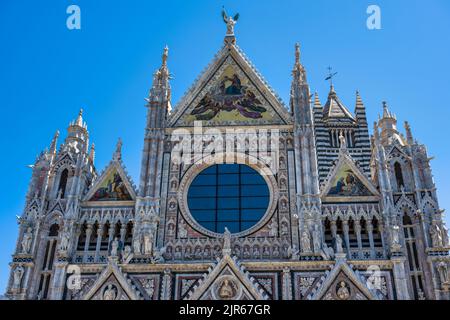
[82,260,141,300]
[168,44,291,127]
[185,254,268,300]
[83,158,136,202]
[309,259,379,300]
[321,151,379,200]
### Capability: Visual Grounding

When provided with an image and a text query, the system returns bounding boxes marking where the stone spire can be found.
[404,121,414,145]
[89,143,95,163]
[49,130,60,155]
[292,43,307,84]
[65,109,89,154]
[75,109,84,127]
[113,138,122,161]
[148,46,171,105]
[378,101,404,146]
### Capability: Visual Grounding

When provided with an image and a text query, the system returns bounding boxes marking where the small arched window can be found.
[58,169,69,198]
[394,162,404,190]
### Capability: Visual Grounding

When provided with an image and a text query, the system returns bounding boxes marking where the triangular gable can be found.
[309,259,379,300]
[168,44,291,127]
[323,89,355,122]
[83,159,136,202]
[321,152,379,199]
[185,254,268,300]
[82,260,141,300]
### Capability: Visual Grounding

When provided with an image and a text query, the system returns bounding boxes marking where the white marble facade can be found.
[6,21,450,301]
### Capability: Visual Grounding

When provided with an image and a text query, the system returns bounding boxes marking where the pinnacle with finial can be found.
[50,130,60,154]
[114,138,122,161]
[75,108,84,127]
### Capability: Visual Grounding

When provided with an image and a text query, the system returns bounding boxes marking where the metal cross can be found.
[325,66,338,86]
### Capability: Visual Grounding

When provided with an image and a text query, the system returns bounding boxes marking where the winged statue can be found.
[222,8,239,35]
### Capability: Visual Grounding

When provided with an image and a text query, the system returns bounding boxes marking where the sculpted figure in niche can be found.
[21,227,33,254]
[301,229,312,253]
[133,236,141,255]
[13,265,24,289]
[110,237,119,257]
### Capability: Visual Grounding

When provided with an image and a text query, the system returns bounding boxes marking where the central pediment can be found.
[168,44,291,127]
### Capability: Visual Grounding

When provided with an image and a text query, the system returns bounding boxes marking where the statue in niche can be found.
[21,227,33,254]
[312,225,322,252]
[223,227,232,253]
[438,261,449,285]
[287,245,300,260]
[143,233,153,255]
[59,225,70,253]
[110,237,119,257]
[122,245,132,263]
[391,225,401,251]
[133,236,141,255]
[13,265,24,289]
[301,229,312,253]
[335,234,344,254]
[431,224,444,247]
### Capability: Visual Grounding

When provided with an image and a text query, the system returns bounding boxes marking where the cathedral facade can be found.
[6,19,450,301]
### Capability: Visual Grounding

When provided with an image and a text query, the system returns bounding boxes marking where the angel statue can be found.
[222,8,239,36]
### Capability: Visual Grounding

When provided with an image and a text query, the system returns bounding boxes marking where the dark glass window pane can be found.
[217,197,239,209]
[217,210,240,221]
[194,175,216,185]
[241,185,269,197]
[188,197,215,209]
[218,186,239,197]
[218,174,239,185]
[188,186,216,197]
[192,210,214,221]
[187,164,270,233]
[218,164,239,173]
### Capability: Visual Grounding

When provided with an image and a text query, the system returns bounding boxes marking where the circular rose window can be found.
[187,164,270,234]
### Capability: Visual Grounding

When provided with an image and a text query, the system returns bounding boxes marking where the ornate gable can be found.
[82,260,142,300]
[321,151,379,201]
[168,44,291,127]
[185,254,268,300]
[309,259,379,300]
[83,156,136,202]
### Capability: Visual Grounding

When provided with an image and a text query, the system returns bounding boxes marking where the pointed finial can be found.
[89,143,96,163]
[292,43,306,83]
[295,43,300,65]
[162,45,168,67]
[50,130,60,154]
[373,121,380,140]
[113,138,122,161]
[314,92,321,106]
[75,108,84,127]
[404,121,413,144]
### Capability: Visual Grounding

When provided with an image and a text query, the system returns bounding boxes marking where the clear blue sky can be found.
[0,0,449,293]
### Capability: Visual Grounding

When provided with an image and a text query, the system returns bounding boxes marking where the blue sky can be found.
[0,0,449,293]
